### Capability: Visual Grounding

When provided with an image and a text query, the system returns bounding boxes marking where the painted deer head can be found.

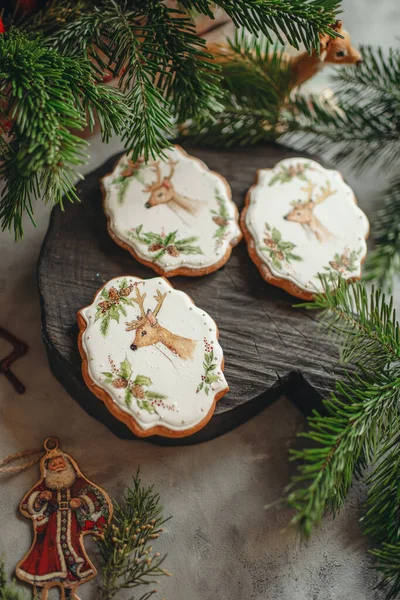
[143,160,203,217]
[144,160,177,209]
[125,287,196,360]
[284,180,336,242]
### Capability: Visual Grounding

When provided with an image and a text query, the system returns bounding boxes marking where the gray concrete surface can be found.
[1,2,399,598]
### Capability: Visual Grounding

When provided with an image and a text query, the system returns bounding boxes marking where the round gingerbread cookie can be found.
[77,276,229,438]
[101,145,242,276]
[241,158,369,300]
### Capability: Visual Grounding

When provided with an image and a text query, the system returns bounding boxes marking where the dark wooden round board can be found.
[38,143,343,446]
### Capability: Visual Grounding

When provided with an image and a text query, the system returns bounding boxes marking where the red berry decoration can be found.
[0,18,5,34]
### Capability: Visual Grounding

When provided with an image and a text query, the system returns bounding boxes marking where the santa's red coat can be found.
[17,477,108,586]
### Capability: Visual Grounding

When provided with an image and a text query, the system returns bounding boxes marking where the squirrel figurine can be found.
[207,20,362,89]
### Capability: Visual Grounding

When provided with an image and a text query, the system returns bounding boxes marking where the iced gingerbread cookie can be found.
[101,145,242,276]
[241,158,369,300]
[77,276,229,438]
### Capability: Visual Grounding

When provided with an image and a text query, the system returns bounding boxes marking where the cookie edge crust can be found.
[77,275,229,438]
[101,145,243,277]
[240,164,370,301]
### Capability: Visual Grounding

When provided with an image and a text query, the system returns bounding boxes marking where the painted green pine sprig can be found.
[128,225,203,262]
[268,162,311,186]
[94,278,136,337]
[196,338,221,395]
[211,188,232,249]
[112,158,146,205]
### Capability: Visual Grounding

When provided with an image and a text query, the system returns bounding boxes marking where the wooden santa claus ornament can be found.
[15,437,112,600]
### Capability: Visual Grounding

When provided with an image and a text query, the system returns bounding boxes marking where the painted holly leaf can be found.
[102,372,114,383]
[206,373,220,383]
[134,375,152,387]
[280,241,296,251]
[119,357,132,380]
[271,228,282,244]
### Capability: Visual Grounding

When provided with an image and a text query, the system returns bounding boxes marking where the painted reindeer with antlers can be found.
[284,180,336,242]
[125,287,196,360]
[143,160,204,222]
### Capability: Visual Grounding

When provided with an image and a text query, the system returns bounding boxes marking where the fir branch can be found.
[285,276,400,597]
[43,0,222,158]
[297,276,400,370]
[0,30,126,237]
[285,276,400,528]
[371,542,400,600]
[180,0,342,51]
[178,32,292,146]
[97,472,171,600]
[286,368,400,536]
[363,433,400,546]
[286,46,400,170]
[364,180,400,293]
[1,0,344,236]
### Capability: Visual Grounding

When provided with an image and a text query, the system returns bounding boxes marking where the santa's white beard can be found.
[45,460,77,490]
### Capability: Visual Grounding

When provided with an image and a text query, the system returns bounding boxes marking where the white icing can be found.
[102,146,241,272]
[80,276,228,434]
[245,158,369,294]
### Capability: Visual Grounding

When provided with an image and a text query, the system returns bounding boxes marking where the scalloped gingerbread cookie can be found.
[77,276,229,438]
[241,158,369,300]
[101,146,242,276]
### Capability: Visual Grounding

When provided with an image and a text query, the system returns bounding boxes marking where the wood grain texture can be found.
[38,143,343,445]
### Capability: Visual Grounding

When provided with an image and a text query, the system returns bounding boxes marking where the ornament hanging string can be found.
[0,447,44,475]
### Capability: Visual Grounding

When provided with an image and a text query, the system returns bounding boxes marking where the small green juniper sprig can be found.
[283,275,400,600]
[96,471,171,600]
[0,558,29,600]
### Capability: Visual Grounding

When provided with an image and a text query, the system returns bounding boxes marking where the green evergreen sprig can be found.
[179,0,341,51]
[371,543,400,600]
[287,46,400,170]
[285,275,400,599]
[0,30,127,238]
[178,30,292,147]
[97,472,171,600]
[1,0,342,238]
[0,559,29,600]
[363,433,400,546]
[364,179,400,293]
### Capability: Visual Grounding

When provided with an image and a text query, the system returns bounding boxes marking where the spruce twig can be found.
[0,30,126,238]
[1,0,342,237]
[97,471,171,600]
[285,275,400,598]
[371,543,400,600]
[364,180,400,293]
[178,31,292,147]
[286,46,400,170]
